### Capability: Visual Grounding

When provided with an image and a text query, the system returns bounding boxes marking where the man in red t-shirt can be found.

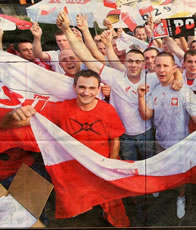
[0,69,129,227]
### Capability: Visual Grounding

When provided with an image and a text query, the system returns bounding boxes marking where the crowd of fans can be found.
[0,11,196,227]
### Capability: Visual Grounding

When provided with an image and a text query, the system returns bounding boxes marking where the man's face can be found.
[190,41,196,50]
[112,39,125,57]
[144,49,158,73]
[74,76,100,107]
[155,56,176,86]
[97,42,106,56]
[184,54,196,77]
[162,40,171,53]
[125,52,145,78]
[17,42,34,61]
[134,28,147,41]
[59,49,81,77]
[56,34,70,50]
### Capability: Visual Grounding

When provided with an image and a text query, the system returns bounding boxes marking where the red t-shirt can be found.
[41,99,125,158]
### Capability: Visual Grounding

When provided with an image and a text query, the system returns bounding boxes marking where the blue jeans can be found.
[120,128,155,161]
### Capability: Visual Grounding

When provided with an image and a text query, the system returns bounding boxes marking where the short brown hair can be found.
[184,49,196,61]
[74,69,101,87]
[156,51,175,64]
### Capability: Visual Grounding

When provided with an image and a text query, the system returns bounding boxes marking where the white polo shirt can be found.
[147,84,196,149]
[99,65,159,135]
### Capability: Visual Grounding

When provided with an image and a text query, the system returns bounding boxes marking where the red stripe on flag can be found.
[121,12,137,31]
[46,159,196,223]
[103,0,117,9]
[139,6,154,16]
[161,0,173,5]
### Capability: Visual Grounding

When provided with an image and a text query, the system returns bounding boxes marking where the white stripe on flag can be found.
[30,113,196,180]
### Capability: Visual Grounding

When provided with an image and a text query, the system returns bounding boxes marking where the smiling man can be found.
[59,49,81,77]
[138,51,196,219]
[30,23,71,73]
[0,69,129,227]
[55,11,158,162]
[144,47,159,74]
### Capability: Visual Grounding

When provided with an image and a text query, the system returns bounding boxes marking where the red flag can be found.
[139,5,154,16]
[103,0,117,9]
[121,12,137,31]
[30,113,196,225]
[0,14,32,30]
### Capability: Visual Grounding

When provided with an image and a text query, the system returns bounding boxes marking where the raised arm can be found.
[101,30,125,72]
[76,14,106,64]
[0,105,36,129]
[163,37,184,61]
[30,23,50,61]
[56,11,102,73]
[171,68,183,91]
[103,18,117,38]
[137,84,153,120]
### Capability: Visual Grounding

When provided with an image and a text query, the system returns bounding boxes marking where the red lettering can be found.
[186,19,195,30]
[0,86,23,106]
[34,94,50,100]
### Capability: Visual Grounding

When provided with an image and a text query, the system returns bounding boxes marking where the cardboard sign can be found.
[153,19,169,39]
[0,164,53,227]
[167,17,195,37]
[153,17,196,39]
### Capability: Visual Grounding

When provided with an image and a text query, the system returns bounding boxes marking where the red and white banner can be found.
[31,112,196,219]
[137,0,154,16]
[121,5,144,31]
[103,0,117,9]
[0,51,75,153]
[26,0,127,28]
[1,51,196,224]
[0,15,32,31]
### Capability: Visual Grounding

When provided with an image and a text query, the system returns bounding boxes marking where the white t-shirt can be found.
[47,50,64,74]
[99,65,159,135]
[183,70,196,92]
[147,84,196,149]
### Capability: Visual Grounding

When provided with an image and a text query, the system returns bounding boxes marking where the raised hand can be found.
[56,11,70,32]
[76,14,88,32]
[101,30,112,47]
[137,84,150,98]
[30,22,42,39]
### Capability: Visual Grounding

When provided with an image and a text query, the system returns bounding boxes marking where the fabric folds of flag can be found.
[31,113,196,221]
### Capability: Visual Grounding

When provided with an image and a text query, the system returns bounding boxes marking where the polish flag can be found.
[1,50,196,226]
[103,0,117,9]
[121,12,137,31]
[31,113,196,223]
[136,1,154,16]
[120,5,145,31]
[0,50,76,154]
[138,5,154,16]
[0,14,32,30]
